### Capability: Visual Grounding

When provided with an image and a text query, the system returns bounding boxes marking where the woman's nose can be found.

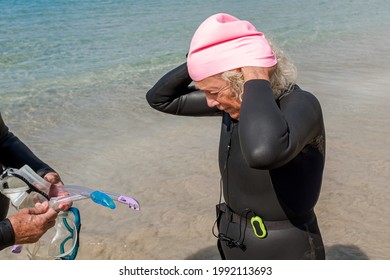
[206,96,219,108]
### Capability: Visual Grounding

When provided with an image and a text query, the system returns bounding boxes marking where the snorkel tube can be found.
[50,185,140,211]
[1,165,140,211]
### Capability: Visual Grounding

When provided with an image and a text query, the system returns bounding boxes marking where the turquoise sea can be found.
[1,0,389,259]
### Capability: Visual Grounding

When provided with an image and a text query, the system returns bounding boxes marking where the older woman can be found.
[146,13,326,260]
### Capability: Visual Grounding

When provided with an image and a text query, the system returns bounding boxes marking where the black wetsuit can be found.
[146,63,326,260]
[0,112,55,251]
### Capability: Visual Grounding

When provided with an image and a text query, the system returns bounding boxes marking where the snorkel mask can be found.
[25,207,81,260]
[0,165,81,259]
[0,165,140,260]
[0,165,51,210]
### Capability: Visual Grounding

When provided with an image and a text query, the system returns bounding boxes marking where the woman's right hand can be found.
[241,65,276,82]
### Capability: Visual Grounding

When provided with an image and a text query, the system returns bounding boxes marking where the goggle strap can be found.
[8,172,50,201]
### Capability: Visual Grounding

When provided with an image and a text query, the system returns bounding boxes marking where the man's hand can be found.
[8,201,58,244]
[44,172,72,211]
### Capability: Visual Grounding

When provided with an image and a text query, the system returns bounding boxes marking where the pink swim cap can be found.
[187,13,277,81]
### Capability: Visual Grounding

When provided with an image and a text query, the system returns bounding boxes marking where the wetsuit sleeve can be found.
[0,219,15,251]
[239,80,323,169]
[0,113,55,177]
[146,62,220,116]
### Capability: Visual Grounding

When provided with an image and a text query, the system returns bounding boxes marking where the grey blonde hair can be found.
[220,41,298,100]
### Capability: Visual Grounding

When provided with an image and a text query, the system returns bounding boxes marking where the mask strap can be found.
[7,172,50,201]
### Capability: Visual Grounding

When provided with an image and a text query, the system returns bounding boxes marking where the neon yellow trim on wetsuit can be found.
[251,216,267,238]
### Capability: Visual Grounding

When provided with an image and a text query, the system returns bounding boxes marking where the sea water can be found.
[1,0,389,259]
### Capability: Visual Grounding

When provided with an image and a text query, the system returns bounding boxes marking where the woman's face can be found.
[195,76,242,120]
